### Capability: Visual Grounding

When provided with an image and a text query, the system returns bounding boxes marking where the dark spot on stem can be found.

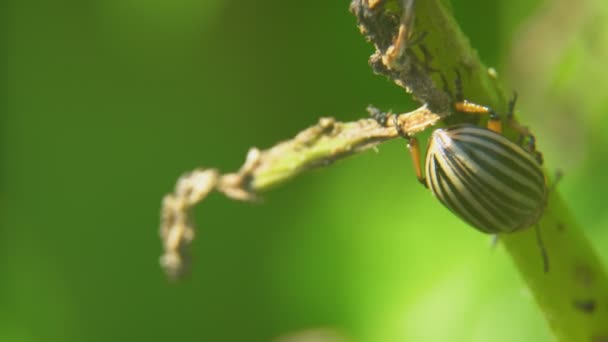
[573,299,596,314]
[574,263,595,288]
[557,222,565,232]
[592,336,608,342]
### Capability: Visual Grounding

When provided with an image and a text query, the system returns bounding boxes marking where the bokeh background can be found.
[3,0,608,341]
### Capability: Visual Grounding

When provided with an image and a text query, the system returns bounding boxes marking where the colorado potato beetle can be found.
[391,95,550,271]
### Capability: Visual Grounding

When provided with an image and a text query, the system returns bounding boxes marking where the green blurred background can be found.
[3,0,608,341]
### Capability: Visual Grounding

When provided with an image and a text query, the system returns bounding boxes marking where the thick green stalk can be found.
[352,0,608,340]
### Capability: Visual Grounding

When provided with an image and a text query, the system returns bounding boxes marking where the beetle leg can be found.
[393,116,427,187]
[408,136,427,186]
[526,134,544,164]
[454,100,503,134]
[507,92,532,140]
[505,92,545,164]
[507,91,518,120]
[506,91,531,138]
[453,70,503,133]
[535,224,550,273]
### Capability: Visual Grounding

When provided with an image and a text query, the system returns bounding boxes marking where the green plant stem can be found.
[502,196,608,341]
[160,107,443,280]
[353,0,608,340]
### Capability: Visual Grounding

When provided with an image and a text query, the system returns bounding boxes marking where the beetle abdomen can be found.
[425,124,546,233]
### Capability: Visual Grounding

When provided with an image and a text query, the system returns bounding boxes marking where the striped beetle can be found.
[367,0,551,269]
[391,94,550,270]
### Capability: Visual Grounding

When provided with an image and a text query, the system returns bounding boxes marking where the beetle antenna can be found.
[535,224,550,273]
